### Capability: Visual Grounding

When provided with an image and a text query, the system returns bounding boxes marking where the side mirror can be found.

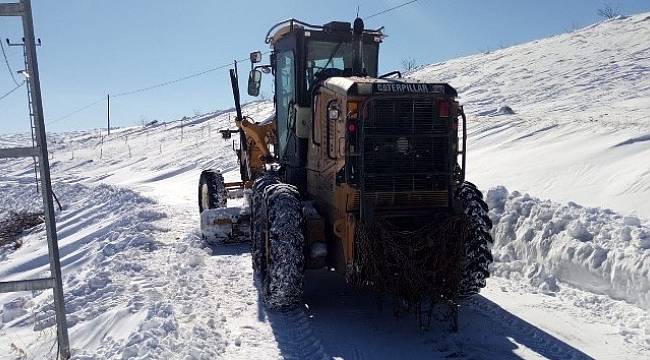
[247,69,262,97]
[250,51,262,64]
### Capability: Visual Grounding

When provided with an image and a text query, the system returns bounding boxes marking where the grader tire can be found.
[250,173,280,276]
[198,169,228,213]
[261,183,305,310]
[456,181,494,298]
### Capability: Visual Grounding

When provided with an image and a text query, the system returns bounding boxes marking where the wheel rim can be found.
[200,183,211,211]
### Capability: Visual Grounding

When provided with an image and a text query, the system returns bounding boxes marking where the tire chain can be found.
[209,170,228,208]
[456,182,494,297]
[350,215,467,327]
[262,183,305,309]
[348,181,495,322]
[250,173,280,275]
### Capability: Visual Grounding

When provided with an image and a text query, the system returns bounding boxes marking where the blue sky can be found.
[1,0,649,134]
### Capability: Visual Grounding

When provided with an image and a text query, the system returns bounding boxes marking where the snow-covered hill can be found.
[1,12,649,360]
[410,13,650,219]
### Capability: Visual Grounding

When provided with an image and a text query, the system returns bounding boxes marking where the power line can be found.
[13,0,411,128]
[111,64,229,98]
[0,81,25,101]
[365,0,420,19]
[49,51,269,125]
[111,54,258,98]
[9,2,416,126]
[0,38,21,86]
[47,97,106,125]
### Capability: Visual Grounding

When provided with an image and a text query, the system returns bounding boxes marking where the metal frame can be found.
[356,94,461,221]
[7,34,42,192]
[264,18,384,44]
[0,1,70,358]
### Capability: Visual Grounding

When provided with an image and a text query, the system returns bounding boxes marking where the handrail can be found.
[265,18,384,44]
[379,70,402,79]
[460,106,467,183]
[310,85,322,147]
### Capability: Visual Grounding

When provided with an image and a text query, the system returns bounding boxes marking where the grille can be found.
[364,98,449,135]
[346,191,449,211]
[361,97,451,193]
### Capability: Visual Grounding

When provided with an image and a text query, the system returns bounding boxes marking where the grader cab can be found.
[198,18,493,325]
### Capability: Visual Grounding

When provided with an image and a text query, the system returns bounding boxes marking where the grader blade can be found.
[199,180,251,244]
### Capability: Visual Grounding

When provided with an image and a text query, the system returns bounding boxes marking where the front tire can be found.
[198,170,228,213]
[261,183,305,309]
[456,181,494,298]
[250,173,280,275]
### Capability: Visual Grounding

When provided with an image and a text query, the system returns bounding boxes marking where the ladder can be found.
[0,1,70,358]
[22,40,40,191]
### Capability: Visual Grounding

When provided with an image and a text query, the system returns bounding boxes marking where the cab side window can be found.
[275,51,295,158]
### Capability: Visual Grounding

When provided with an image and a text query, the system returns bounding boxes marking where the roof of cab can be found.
[265,18,384,45]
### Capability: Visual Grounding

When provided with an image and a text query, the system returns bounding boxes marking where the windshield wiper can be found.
[322,40,345,70]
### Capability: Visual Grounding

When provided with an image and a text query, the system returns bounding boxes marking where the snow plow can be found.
[199,18,493,327]
[198,170,251,242]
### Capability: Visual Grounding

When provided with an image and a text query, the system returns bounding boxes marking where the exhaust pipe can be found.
[353,17,364,76]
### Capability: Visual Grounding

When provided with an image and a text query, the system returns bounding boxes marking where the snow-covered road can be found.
[1,102,647,358]
[137,162,649,360]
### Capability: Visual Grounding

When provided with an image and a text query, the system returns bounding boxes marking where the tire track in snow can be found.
[266,307,329,360]
[467,296,595,360]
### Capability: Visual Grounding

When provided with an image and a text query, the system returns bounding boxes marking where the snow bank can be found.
[1,172,245,358]
[488,186,650,309]
[0,181,171,356]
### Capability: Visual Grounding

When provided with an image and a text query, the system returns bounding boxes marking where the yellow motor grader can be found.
[199,18,493,325]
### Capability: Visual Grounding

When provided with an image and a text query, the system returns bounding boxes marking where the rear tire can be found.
[250,173,280,275]
[261,183,305,309]
[456,181,494,298]
[198,170,228,213]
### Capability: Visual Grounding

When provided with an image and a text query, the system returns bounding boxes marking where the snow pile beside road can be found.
[0,183,43,220]
[1,182,164,357]
[1,175,239,358]
[488,186,650,309]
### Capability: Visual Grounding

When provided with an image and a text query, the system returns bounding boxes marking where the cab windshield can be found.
[305,39,379,90]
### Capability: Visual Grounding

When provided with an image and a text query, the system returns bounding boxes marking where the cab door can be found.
[274,50,296,161]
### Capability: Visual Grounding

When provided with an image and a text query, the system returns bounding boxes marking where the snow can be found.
[200,205,249,242]
[409,14,650,219]
[487,186,650,310]
[1,12,649,360]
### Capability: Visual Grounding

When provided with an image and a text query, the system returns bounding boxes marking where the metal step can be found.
[0,3,24,17]
[0,277,54,293]
[0,146,40,158]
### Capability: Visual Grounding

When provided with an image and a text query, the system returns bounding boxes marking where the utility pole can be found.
[0,1,71,358]
[107,94,110,135]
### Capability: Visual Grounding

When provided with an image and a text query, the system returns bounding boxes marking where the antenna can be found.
[356,5,359,18]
